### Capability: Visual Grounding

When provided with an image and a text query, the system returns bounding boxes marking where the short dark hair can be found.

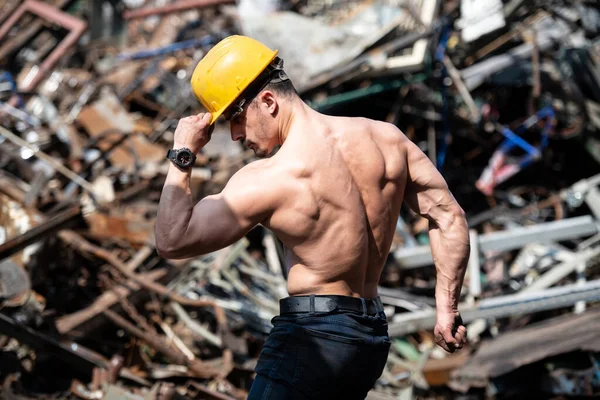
[263,75,297,99]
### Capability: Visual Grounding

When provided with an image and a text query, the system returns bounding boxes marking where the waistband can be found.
[279,294,384,315]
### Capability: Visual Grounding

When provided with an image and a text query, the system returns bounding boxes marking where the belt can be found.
[279,295,384,315]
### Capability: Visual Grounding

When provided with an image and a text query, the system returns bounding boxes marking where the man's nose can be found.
[230,130,243,142]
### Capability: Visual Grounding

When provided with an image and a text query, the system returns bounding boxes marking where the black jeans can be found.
[247,298,391,399]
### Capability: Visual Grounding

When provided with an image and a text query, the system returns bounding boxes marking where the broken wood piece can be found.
[76,90,165,173]
[159,320,196,361]
[0,171,29,203]
[85,212,155,246]
[170,302,223,348]
[55,268,167,334]
[221,267,279,314]
[22,169,51,208]
[56,230,229,325]
[125,245,154,273]
[237,258,286,285]
[183,380,239,400]
[123,0,236,19]
[442,55,479,123]
[103,308,220,379]
[0,311,103,373]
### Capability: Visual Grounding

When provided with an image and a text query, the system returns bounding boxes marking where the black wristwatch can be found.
[166,147,196,170]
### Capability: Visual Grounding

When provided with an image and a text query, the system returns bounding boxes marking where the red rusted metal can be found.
[0,0,87,92]
[123,0,235,20]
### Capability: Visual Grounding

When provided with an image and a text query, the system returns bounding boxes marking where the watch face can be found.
[176,150,193,167]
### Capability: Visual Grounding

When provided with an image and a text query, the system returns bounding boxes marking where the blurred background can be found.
[0,0,600,399]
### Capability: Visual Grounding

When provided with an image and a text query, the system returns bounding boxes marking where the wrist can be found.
[435,295,458,314]
[173,142,200,154]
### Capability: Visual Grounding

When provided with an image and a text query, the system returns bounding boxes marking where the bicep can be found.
[184,194,250,254]
[183,170,277,255]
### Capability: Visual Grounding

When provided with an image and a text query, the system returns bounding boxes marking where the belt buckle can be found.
[323,298,338,312]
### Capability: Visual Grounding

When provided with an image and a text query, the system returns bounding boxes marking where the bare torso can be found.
[261,115,407,299]
[158,96,468,353]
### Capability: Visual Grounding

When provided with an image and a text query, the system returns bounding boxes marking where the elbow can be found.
[155,233,204,259]
[156,243,189,260]
[448,205,468,232]
[155,238,177,259]
[447,205,470,249]
[433,203,467,232]
[156,242,174,259]
[451,204,467,222]
[155,229,187,260]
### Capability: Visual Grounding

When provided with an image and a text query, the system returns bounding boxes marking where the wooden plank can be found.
[55,268,167,334]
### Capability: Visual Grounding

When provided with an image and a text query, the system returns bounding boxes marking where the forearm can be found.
[155,162,195,258]
[429,210,470,314]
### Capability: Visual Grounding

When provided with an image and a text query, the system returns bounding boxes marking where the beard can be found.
[254,148,268,158]
[243,140,268,158]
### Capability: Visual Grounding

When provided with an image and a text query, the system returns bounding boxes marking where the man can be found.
[155,35,469,399]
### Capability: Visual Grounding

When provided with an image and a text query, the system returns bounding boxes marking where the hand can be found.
[434,310,467,353]
[173,112,214,154]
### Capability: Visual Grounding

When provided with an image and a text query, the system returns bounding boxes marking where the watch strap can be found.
[166,149,177,160]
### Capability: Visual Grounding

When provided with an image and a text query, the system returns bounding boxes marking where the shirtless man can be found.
[155,35,469,399]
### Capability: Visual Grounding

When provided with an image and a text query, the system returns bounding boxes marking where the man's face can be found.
[228,95,276,158]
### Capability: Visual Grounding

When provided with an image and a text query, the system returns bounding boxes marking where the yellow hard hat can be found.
[190,35,279,125]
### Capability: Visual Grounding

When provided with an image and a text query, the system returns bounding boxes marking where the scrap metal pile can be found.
[0,0,600,399]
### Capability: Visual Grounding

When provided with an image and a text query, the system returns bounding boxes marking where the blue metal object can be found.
[434,23,451,170]
[116,36,217,61]
[0,71,24,108]
[476,106,556,195]
[498,105,554,161]
[543,353,600,395]
[0,101,40,127]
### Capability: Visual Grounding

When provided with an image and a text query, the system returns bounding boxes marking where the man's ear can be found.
[260,90,278,116]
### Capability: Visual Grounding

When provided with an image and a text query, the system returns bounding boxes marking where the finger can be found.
[454,331,465,348]
[179,117,194,126]
[456,326,467,345]
[458,326,467,343]
[196,113,212,129]
[435,333,452,353]
[195,112,211,124]
[442,328,458,347]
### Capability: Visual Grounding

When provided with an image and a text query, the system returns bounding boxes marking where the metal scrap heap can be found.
[0,0,600,399]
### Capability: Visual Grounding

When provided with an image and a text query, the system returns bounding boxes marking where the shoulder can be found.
[349,117,409,156]
[224,159,275,195]
[226,157,296,185]
[222,158,292,209]
[346,117,405,142]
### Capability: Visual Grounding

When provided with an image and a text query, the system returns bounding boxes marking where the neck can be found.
[277,97,308,145]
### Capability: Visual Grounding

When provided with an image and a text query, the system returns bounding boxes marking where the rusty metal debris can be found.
[1,0,600,399]
[0,0,87,92]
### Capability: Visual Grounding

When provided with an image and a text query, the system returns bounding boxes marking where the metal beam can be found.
[394,216,598,268]
[123,0,235,19]
[468,229,481,298]
[521,247,600,292]
[0,312,102,372]
[0,1,87,92]
[389,279,600,336]
[0,205,81,261]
